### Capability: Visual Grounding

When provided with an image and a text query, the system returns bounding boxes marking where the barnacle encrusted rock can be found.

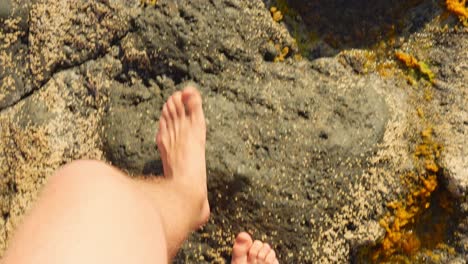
[0,0,466,263]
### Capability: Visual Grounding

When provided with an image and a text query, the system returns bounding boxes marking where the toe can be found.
[172,91,185,119]
[248,240,263,262]
[167,96,178,121]
[162,104,174,143]
[157,113,172,177]
[156,117,167,147]
[181,86,204,124]
[162,104,171,124]
[167,96,181,137]
[265,249,277,264]
[257,243,271,261]
[231,232,253,264]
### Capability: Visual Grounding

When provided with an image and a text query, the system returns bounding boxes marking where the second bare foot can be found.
[232,232,279,264]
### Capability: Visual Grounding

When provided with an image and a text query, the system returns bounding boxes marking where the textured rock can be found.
[0,1,32,110]
[0,67,104,253]
[0,0,466,263]
[0,0,11,19]
[428,30,468,197]
[100,1,398,262]
[0,0,134,111]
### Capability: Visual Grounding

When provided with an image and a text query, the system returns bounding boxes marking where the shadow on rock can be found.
[266,0,439,59]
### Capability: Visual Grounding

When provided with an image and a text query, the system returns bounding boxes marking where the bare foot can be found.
[232,232,279,264]
[156,86,209,228]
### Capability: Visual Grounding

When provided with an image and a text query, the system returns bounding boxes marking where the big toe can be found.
[231,232,253,264]
[182,86,204,123]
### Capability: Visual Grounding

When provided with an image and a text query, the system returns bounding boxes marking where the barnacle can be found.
[446,0,468,26]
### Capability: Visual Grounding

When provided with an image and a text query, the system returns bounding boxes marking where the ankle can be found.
[132,176,209,230]
[171,180,209,226]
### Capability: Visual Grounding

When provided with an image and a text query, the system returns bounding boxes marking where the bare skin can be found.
[3,86,278,264]
[231,232,279,264]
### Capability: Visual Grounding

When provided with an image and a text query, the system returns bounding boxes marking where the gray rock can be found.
[100,1,394,262]
[0,0,11,19]
[0,0,134,111]
[0,0,466,262]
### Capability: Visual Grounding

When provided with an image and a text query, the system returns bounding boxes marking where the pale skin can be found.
[3,86,279,264]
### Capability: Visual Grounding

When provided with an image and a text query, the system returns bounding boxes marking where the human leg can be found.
[3,86,278,264]
[3,87,209,263]
[3,160,170,264]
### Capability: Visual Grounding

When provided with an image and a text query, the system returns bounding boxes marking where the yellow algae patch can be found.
[270,7,283,22]
[395,51,435,83]
[268,40,290,62]
[274,45,289,62]
[416,127,443,160]
[140,0,157,7]
[416,107,424,118]
[446,0,468,26]
[376,61,396,78]
[294,54,303,61]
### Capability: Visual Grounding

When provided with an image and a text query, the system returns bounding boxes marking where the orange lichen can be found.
[416,107,424,118]
[446,0,468,26]
[425,160,439,173]
[401,232,421,255]
[395,51,435,83]
[424,89,433,101]
[372,124,444,261]
[395,51,419,68]
[376,62,396,77]
[273,44,289,62]
[373,173,439,260]
[421,127,432,139]
[270,7,284,22]
[417,128,443,160]
[140,0,157,6]
[436,243,456,254]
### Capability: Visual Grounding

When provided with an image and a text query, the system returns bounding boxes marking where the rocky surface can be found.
[0,0,12,19]
[0,0,466,263]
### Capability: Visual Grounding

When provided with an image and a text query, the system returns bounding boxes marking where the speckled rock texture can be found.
[0,0,466,263]
[0,0,12,19]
